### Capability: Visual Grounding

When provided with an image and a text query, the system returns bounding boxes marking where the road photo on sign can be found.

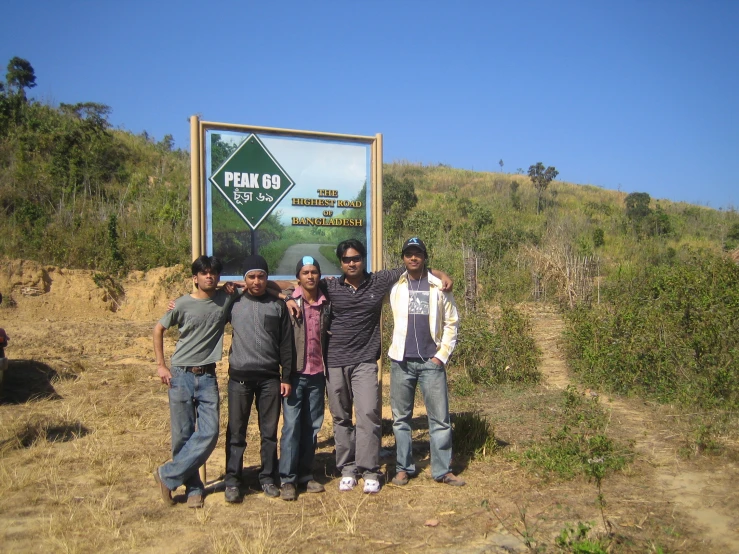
[191,119,382,281]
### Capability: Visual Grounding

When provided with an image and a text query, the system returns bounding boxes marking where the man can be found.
[388,237,464,487]
[153,255,237,509]
[321,239,451,494]
[278,256,331,501]
[224,255,294,503]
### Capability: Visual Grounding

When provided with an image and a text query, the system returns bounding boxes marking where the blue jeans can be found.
[390,359,452,480]
[279,373,325,485]
[159,366,220,497]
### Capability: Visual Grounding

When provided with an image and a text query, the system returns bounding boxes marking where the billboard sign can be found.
[190,119,382,281]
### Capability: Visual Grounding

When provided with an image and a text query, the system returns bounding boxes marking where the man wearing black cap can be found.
[388,237,464,487]
[278,256,331,500]
[223,254,294,502]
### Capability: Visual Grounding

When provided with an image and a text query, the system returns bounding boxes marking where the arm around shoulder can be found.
[429,268,453,292]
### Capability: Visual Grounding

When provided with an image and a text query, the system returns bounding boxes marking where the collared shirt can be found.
[321,268,404,367]
[293,285,327,375]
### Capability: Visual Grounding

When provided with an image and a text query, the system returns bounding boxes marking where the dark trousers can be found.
[225,377,281,487]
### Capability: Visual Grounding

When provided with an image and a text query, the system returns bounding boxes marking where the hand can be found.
[440,275,453,292]
[223,281,241,295]
[280,383,292,397]
[286,298,301,319]
[157,364,173,387]
[431,357,444,367]
[167,299,176,311]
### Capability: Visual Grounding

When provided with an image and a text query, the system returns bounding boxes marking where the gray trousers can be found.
[326,362,381,481]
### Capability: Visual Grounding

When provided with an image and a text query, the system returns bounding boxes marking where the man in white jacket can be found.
[388,237,464,487]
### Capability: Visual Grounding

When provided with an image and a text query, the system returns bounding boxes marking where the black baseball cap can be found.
[401,237,427,256]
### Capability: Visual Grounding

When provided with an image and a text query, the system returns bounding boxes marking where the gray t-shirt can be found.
[403,274,437,360]
[159,289,238,367]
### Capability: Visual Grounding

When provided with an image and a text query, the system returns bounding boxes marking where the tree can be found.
[6,57,36,98]
[624,192,652,221]
[528,162,559,214]
[498,159,504,171]
[382,173,418,215]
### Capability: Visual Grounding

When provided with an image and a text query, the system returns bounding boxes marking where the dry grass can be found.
[1,270,739,552]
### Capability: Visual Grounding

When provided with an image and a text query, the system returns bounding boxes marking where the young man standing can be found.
[321,239,452,494]
[278,256,331,501]
[153,255,237,509]
[388,237,464,487]
[224,255,294,503]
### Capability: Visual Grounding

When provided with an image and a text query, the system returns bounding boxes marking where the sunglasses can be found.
[341,255,363,264]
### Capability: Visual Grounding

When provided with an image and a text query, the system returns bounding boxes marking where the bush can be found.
[452,411,496,459]
[564,250,739,409]
[521,387,630,479]
[453,305,541,386]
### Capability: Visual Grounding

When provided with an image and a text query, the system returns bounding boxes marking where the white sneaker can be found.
[363,478,380,494]
[339,476,357,491]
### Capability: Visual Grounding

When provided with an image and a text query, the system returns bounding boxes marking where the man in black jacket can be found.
[224,255,294,503]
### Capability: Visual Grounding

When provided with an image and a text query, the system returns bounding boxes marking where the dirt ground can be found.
[0,260,738,553]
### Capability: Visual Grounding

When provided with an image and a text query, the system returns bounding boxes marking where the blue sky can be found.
[2,0,738,208]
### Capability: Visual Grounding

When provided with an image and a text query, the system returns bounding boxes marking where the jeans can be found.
[225,377,281,487]
[326,362,381,480]
[279,373,325,485]
[159,366,220,497]
[390,359,452,480]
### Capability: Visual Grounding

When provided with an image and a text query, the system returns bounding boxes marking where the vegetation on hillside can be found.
[381,161,739,413]
[0,58,191,272]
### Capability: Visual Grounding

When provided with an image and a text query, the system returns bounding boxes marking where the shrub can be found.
[521,387,630,479]
[452,411,496,459]
[453,305,541,386]
[564,250,739,409]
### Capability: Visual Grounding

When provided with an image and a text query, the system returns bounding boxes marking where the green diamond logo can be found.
[209,134,295,230]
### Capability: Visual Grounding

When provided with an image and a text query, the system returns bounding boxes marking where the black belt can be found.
[183,363,216,375]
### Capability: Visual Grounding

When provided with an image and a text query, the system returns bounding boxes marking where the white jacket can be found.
[387,271,459,364]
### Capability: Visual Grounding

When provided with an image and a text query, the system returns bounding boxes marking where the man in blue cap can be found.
[278,256,331,500]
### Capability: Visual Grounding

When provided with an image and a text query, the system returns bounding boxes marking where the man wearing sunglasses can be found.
[320,239,451,494]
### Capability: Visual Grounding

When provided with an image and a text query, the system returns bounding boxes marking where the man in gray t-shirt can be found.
[152,256,238,509]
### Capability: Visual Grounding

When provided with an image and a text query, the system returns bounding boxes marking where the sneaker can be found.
[224,486,242,503]
[363,478,381,494]
[262,483,280,498]
[187,494,204,509]
[339,476,357,491]
[281,483,297,501]
[437,473,466,487]
[305,480,325,493]
[391,471,409,486]
[153,467,174,506]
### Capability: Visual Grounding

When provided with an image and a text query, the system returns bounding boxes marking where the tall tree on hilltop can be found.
[5,57,36,98]
[528,162,559,214]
